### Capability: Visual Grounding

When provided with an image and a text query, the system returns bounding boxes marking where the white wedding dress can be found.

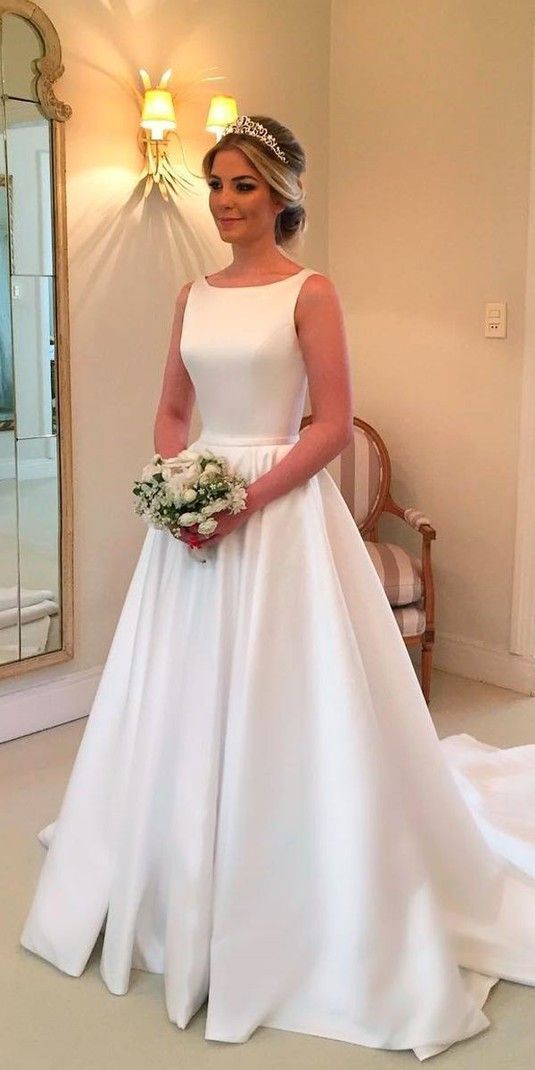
[20,267,535,1060]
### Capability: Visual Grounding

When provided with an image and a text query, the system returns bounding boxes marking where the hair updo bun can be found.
[275,203,306,246]
[202,115,307,248]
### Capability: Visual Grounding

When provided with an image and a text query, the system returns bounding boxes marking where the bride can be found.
[20,114,535,1061]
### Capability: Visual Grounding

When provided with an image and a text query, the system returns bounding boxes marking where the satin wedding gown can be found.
[20,267,535,1060]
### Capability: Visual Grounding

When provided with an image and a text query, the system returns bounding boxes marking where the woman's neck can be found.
[228,240,291,277]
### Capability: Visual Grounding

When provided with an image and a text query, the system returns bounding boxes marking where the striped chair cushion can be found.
[327,427,382,526]
[363,541,423,607]
[393,597,426,638]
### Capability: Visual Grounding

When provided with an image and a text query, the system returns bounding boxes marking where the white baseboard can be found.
[435,633,535,696]
[0,664,102,744]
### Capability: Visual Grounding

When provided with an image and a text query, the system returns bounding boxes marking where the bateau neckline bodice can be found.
[202,267,309,290]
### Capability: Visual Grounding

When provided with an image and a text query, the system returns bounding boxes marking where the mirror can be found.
[0,2,72,676]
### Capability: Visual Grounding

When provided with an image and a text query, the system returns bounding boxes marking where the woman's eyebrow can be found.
[209,174,258,181]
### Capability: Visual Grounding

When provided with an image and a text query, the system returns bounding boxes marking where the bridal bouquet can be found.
[133,448,249,562]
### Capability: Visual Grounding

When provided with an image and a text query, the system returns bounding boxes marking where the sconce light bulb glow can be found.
[206,95,239,137]
[140,88,176,140]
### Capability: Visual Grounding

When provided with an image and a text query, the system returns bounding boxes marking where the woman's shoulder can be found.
[295,271,343,330]
[302,268,331,284]
[289,263,333,291]
[299,269,339,301]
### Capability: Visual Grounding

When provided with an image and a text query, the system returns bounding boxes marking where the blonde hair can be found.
[201,115,307,248]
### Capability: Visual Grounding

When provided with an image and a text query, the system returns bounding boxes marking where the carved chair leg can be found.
[420,640,434,705]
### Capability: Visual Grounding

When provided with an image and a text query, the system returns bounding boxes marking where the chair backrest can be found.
[300,415,391,537]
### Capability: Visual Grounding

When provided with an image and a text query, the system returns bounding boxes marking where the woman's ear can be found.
[269,188,285,216]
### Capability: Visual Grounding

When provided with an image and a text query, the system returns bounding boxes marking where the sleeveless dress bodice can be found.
[180,268,318,444]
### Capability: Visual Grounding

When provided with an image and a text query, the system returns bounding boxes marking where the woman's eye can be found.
[208,182,255,192]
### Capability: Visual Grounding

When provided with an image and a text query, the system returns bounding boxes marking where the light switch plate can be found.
[485,302,507,338]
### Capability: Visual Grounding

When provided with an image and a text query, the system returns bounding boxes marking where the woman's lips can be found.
[219,218,241,226]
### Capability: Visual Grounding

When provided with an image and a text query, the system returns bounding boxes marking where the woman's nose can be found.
[215,186,235,203]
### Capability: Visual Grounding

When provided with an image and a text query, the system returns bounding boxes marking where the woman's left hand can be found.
[178,496,257,549]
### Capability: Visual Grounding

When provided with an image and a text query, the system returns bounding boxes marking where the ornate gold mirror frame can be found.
[0,0,73,678]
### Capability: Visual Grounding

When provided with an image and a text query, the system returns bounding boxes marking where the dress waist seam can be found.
[198,432,299,446]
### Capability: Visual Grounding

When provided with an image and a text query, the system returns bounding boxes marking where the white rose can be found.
[163,479,186,505]
[203,462,221,476]
[179,512,199,526]
[182,487,198,503]
[184,463,203,482]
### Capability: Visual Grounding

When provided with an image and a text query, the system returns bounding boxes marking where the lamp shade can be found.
[140,89,176,139]
[206,95,238,136]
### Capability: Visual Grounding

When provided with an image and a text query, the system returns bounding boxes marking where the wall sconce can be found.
[138,68,196,199]
[138,70,239,199]
[206,95,238,141]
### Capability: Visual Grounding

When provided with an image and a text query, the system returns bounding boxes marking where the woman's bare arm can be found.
[246,273,353,514]
[153,283,196,457]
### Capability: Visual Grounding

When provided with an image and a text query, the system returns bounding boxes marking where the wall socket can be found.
[485,302,507,338]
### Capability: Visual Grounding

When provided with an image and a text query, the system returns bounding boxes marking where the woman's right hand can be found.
[173,523,203,548]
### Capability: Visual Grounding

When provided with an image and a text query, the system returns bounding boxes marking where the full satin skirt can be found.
[20,438,535,1060]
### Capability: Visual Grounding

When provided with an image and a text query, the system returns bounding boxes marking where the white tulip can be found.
[197,518,218,535]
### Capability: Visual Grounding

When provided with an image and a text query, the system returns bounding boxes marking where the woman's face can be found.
[207,147,282,244]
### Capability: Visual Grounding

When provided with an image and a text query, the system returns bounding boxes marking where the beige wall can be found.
[1,0,534,702]
[330,0,534,658]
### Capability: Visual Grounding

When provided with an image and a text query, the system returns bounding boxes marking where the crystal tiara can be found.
[222,115,288,164]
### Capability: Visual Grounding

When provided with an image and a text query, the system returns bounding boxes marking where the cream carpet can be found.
[2,669,535,1069]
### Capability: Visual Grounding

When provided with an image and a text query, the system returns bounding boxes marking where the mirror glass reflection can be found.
[1,13,42,102]
[0,12,61,666]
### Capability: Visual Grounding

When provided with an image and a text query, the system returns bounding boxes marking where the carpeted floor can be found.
[2,668,535,1070]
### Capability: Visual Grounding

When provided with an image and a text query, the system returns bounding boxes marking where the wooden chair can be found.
[300,415,436,703]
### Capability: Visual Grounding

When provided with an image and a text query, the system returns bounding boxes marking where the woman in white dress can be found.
[20,114,535,1061]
